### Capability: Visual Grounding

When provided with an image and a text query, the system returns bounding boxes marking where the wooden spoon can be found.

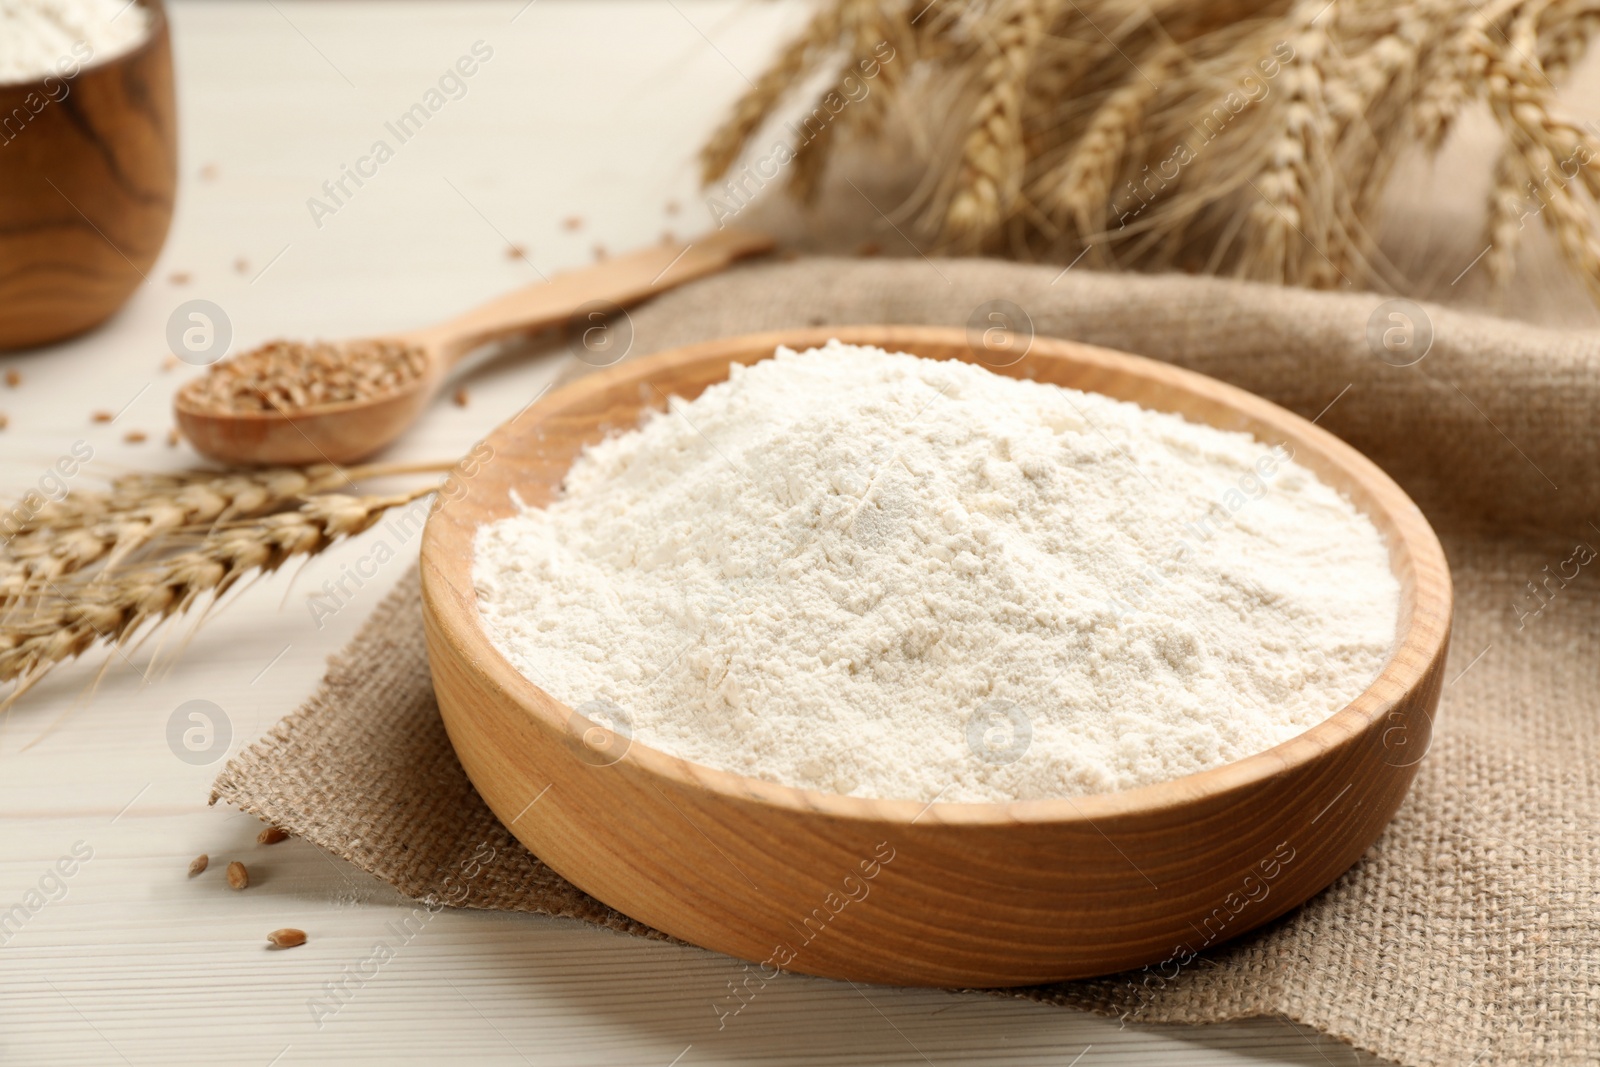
[174,228,774,466]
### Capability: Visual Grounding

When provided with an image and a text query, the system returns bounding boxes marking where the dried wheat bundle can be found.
[0,461,452,710]
[701,0,1600,300]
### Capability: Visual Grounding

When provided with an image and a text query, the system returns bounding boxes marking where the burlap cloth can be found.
[213,258,1600,1067]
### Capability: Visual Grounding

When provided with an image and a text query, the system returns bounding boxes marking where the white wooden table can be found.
[0,3,1386,1063]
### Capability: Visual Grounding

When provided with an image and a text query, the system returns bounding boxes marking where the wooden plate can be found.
[420,326,1451,988]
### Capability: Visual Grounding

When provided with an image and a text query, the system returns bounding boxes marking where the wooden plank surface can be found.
[0,2,1385,1063]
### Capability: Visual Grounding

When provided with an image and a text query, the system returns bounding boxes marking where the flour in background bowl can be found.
[473,340,1400,803]
[0,0,151,85]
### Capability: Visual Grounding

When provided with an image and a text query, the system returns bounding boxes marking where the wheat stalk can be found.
[1041,43,1185,245]
[1478,0,1600,298]
[699,0,1600,302]
[1539,0,1600,81]
[1,460,448,609]
[1329,6,1431,221]
[1,461,455,710]
[945,0,1052,247]
[0,487,436,709]
[789,104,840,203]
[3,469,335,605]
[1486,148,1531,284]
[699,4,846,186]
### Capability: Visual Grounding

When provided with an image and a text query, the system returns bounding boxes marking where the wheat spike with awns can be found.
[701,0,1600,301]
[0,462,451,712]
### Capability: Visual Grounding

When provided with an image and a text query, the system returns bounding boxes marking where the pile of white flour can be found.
[0,0,150,85]
[474,341,1400,803]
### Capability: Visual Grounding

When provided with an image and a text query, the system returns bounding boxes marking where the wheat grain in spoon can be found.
[174,229,774,466]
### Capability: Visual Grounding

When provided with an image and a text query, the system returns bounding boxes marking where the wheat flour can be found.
[472,341,1400,803]
[0,0,151,85]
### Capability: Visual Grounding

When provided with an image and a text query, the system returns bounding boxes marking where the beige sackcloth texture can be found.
[212,256,1600,1067]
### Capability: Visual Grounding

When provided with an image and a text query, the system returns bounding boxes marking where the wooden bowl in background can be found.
[421,326,1452,988]
[0,0,176,351]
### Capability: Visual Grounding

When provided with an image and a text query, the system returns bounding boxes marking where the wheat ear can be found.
[1480,1,1600,300]
[1486,145,1538,286]
[945,0,1051,247]
[1,461,451,608]
[1239,0,1345,287]
[1043,43,1185,243]
[0,487,435,707]
[699,5,844,185]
